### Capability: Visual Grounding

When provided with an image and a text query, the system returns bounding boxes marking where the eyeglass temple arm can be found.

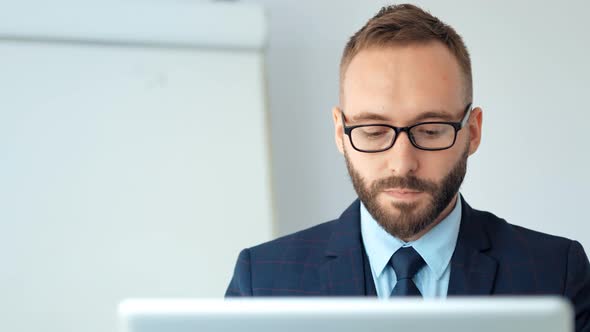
[460,103,473,128]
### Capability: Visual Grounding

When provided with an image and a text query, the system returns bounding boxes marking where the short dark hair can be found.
[340,4,472,103]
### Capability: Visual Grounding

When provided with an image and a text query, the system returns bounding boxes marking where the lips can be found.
[383,188,424,199]
[384,188,421,194]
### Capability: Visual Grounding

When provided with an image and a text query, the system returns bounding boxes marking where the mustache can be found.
[371,175,438,193]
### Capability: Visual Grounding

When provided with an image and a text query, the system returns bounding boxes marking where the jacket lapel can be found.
[447,197,498,295]
[319,200,368,296]
[320,197,498,296]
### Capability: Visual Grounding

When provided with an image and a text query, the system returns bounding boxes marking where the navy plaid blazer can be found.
[226,198,590,332]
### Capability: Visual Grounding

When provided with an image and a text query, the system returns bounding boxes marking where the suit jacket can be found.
[226,198,590,332]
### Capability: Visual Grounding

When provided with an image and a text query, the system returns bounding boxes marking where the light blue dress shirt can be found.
[360,195,462,298]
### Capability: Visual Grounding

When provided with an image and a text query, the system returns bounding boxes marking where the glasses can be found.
[341,104,472,153]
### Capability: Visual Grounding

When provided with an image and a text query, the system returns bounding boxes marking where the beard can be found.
[345,144,469,241]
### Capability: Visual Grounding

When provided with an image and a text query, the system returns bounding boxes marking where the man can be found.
[225,4,590,331]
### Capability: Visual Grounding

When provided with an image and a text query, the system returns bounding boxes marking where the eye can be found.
[413,124,450,139]
[420,129,442,137]
[359,128,389,138]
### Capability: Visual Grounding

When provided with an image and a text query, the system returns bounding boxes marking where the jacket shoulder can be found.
[247,218,340,260]
[471,207,573,252]
[470,207,577,293]
[225,219,342,296]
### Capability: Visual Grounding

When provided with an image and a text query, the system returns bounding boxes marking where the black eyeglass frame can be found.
[341,103,473,153]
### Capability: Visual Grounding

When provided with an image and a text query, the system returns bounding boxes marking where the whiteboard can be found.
[0,2,272,332]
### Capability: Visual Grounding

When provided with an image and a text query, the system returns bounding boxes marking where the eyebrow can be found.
[348,109,457,124]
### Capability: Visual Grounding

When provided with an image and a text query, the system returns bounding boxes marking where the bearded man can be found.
[225,4,590,332]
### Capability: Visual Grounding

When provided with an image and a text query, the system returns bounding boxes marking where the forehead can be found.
[341,42,466,122]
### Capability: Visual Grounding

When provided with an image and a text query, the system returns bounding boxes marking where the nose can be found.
[384,131,419,176]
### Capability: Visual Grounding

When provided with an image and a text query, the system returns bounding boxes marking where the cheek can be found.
[348,151,386,180]
[420,150,462,180]
[421,156,447,179]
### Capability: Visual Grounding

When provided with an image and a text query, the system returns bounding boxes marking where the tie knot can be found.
[390,247,425,280]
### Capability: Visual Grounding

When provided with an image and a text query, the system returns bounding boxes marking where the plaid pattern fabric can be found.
[225,198,590,332]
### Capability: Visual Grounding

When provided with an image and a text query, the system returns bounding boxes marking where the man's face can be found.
[333,42,482,241]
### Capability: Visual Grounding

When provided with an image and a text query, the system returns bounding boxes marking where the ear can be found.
[467,107,483,156]
[332,106,345,154]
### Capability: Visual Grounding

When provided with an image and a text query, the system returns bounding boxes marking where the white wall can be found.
[243,0,590,250]
[0,2,272,332]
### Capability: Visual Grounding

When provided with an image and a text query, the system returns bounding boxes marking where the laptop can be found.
[118,297,574,332]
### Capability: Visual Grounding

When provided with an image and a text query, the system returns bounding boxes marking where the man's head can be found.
[333,4,483,241]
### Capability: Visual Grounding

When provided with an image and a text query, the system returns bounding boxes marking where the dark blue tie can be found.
[390,247,425,297]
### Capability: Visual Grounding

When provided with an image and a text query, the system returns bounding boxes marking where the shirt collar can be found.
[360,195,462,281]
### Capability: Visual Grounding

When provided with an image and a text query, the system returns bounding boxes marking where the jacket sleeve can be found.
[565,240,590,332]
[224,248,253,297]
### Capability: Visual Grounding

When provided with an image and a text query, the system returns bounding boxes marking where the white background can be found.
[0,2,272,332]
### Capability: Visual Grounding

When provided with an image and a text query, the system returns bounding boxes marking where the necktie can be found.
[390,246,425,297]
